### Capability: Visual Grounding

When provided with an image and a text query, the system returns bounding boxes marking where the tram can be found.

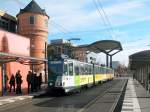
[48,58,114,93]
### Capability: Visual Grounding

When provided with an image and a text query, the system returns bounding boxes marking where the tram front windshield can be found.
[49,61,63,76]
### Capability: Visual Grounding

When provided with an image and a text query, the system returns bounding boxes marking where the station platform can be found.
[0,84,47,106]
[121,77,150,112]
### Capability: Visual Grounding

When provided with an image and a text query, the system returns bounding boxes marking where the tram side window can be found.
[88,65,91,75]
[101,67,102,73]
[69,63,73,76]
[89,65,91,75]
[63,63,68,75]
[102,68,105,74]
[106,69,108,74]
[85,65,88,75]
[96,66,98,74]
[83,66,86,75]
[83,65,86,75]
[80,65,84,75]
[98,67,100,74]
[91,65,94,74]
[75,65,79,75]
[108,69,110,74]
[91,65,93,74]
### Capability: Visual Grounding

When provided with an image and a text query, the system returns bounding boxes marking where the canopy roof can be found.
[129,50,150,70]
[0,52,47,65]
[77,40,122,56]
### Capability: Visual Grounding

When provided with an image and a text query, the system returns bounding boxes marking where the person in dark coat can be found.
[26,71,32,93]
[15,70,22,94]
[30,72,34,92]
[34,73,38,92]
[9,74,15,92]
[38,73,42,90]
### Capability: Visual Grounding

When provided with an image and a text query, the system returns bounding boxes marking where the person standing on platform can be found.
[38,73,42,90]
[34,73,38,92]
[26,71,32,93]
[15,70,22,94]
[31,72,34,92]
[9,74,15,92]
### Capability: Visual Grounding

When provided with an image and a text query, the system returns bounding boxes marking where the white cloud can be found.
[1,0,150,34]
[113,34,150,66]
[0,0,150,66]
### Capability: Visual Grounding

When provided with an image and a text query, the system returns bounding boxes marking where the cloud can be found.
[1,0,150,34]
[0,0,150,66]
[113,34,150,66]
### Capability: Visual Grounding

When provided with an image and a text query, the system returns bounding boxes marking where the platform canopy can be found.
[77,40,122,56]
[88,40,122,55]
[75,40,122,67]
[0,52,47,65]
[129,50,150,70]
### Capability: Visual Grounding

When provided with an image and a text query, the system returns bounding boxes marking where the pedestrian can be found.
[26,71,32,93]
[9,74,15,92]
[30,72,34,92]
[38,73,42,90]
[34,73,38,92]
[15,70,22,94]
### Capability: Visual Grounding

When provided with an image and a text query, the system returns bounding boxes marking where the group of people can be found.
[8,70,42,94]
[26,71,42,93]
[9,70,22,94]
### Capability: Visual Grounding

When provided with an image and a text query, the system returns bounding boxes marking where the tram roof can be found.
[76,40,122,56]
[0,52,47,65]
[129,50,150,70]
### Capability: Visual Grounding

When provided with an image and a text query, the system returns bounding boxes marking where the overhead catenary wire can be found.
[51,20,70,34]
[50,22,68,35]
[97,0,116,40]
[50,20,83,40]
[93,0,113,38]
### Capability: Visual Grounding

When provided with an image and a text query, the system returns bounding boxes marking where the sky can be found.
[0,0,150,66]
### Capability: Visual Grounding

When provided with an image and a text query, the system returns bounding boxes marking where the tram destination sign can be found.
[50,61,62,64]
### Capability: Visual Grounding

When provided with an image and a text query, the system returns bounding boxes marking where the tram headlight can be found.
[49,82,53,86]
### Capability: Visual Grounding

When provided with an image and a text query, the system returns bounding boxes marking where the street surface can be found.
[0,78,126,112]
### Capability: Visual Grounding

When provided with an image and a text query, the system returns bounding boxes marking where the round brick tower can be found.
[17,0,49,75]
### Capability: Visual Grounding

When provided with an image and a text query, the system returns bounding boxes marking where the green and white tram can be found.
[48,58,114,93]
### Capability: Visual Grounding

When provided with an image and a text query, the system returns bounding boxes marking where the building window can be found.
[29,16,35,24]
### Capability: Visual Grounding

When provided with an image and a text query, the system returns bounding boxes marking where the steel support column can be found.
[106,54,109,67]
[110,55,112,68]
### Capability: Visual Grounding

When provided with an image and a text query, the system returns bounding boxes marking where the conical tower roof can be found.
[17,0,49,17]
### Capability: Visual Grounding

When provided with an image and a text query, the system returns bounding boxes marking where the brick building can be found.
[0,0,49,95]
[17,0,49,74]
